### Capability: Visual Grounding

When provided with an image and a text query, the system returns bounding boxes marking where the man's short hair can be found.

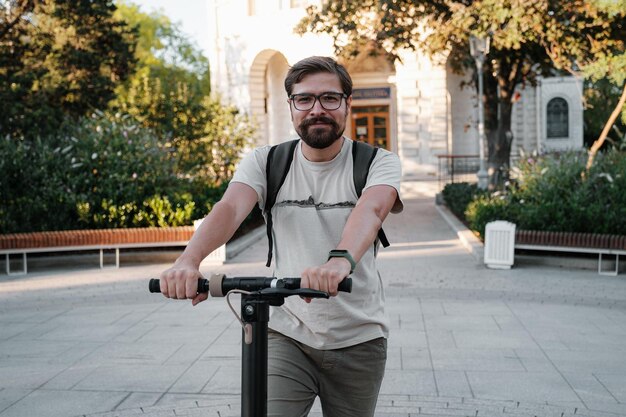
[284,56,353,97]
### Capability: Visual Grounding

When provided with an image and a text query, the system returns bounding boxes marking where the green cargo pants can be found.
[267,330,387,417]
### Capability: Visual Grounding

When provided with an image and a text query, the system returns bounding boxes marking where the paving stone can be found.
[0,389,31,415]
[431,348,526,372]
[114,392,161,411]
[74,364,189,392]
[0,389,128,417]
[0,362,66,390]
[593,373,626,402]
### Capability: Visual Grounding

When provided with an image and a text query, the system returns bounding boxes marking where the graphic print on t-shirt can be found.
[275,196,355,210]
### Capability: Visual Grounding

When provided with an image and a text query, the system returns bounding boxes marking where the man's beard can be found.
[296,116,345,149]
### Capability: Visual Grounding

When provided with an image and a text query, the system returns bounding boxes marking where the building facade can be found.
[207,0,583,178]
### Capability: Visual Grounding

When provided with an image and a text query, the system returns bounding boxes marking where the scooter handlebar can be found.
[148,275,352,296]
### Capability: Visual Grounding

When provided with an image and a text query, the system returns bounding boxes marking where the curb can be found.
[225,226,265,260]
[434,203,484,263]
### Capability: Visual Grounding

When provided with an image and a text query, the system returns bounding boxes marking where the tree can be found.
[297,0,626,186]
[573,0,626,172]
[0,0,137,139]
[111,2,212,141]
[112,2,256,188]
[584,79,626,149]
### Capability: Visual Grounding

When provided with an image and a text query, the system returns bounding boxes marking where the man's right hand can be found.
[157,183,258,306]
[159,261,208,306]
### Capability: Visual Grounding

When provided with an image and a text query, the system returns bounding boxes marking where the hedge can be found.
[442,149,626,239]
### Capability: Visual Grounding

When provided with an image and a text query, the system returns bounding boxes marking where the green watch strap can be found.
[327,249,356,273]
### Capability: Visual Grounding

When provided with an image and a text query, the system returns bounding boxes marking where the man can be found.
[160,56,403,417]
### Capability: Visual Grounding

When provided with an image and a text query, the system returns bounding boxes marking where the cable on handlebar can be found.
[226,289,254,344]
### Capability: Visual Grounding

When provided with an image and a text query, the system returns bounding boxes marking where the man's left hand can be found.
[300,257,352,303]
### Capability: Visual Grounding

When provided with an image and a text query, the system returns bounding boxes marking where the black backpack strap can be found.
[264,139,299,267]
[352,141,390,248]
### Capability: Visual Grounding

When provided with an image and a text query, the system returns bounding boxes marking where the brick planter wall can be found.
[0,227,195,250]
[516,230,626,250]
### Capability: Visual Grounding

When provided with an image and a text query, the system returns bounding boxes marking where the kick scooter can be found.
[149,274,352,417]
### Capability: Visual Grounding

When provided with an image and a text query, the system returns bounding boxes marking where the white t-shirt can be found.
[231,138,403,349]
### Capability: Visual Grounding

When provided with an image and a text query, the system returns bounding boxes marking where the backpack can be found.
[263,139,389,267]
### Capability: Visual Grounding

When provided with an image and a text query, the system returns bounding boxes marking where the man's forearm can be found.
[335,200,385,264]
[334,186,397,264]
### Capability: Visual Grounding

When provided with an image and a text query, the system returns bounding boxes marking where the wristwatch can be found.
[327,249,356,274]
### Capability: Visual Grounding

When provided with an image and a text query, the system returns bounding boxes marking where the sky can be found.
[127,0,211,55]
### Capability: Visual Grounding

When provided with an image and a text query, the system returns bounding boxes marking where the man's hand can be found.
[159,261,208,306]
[300,257,352,303]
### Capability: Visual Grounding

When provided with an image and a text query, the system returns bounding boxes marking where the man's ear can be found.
[345,95,352,115]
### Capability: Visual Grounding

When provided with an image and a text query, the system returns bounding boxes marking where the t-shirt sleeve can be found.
[363,149,404,213]
[230,145,271,209]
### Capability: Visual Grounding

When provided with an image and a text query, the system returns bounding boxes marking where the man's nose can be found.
[308,98,327,115]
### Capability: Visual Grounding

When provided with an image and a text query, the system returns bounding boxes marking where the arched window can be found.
[547,97,569,138]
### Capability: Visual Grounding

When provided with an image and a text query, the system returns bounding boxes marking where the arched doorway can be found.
[249,50,292,146]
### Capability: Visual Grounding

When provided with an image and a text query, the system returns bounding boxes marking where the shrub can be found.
[460,149,626,238]
[0,112,234,233]
[441,182,483,220]
[77,194,195,228]
[67,111,178,211]
[0,135,80,233]
[509,150,626,234]
[465,193,519,238]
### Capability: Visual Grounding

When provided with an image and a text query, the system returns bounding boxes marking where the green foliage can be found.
[465,194,516,239]
[0,135,81,233]
[584,79,626,148]
[77,194,195,229]
[0,0,137,139]
[462,150,626,238]
[112,2,212,142]
[67,112,177,207]
[0,1,256,234]
[0,113,226,233]
[441,183,483,220]
[111,2,256,187]
[173,98,257,187]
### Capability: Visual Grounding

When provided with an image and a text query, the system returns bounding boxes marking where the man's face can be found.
[288,72,351,149]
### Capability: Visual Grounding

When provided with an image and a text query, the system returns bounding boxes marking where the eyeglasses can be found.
[289,92,347,111]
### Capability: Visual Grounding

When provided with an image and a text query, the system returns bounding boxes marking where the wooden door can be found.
[351,105,390,150]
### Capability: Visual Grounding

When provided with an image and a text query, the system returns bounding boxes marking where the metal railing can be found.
[437,154,480,190]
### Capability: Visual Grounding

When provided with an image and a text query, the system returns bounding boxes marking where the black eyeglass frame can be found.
[289,92,348,111]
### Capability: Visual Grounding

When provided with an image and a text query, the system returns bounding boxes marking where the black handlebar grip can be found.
[280,277,352,293]
[148,279,160,293]
[338,277,352,293]
[148,278,209,294]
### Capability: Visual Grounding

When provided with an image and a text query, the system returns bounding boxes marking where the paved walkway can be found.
[1,180,625,417]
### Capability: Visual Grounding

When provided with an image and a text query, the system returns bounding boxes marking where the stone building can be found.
[207,0,583,178]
